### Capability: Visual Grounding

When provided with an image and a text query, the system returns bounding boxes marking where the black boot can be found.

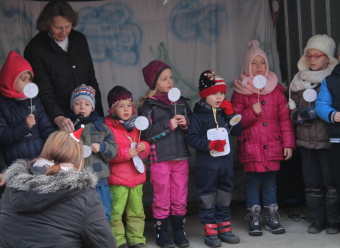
[216,220,240,244]
[203,223,221,248]
[305,190,326,234]
[153,218,175,248]
[245,205,262,236]
[326,189,340,234]
[264,204,285,234]
[170,215,189,247]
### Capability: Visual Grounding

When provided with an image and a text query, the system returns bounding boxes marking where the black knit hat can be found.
[107,85,133,109]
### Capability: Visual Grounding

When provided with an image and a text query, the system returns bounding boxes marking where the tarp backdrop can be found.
[0,0,280,113]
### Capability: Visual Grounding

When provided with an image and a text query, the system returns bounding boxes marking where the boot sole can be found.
[175,242,190,247]
[249,230,263,236]
[264,225,285,234]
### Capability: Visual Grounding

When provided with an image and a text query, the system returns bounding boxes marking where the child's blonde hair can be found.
[138,87,158,108]
[36,131,84,175]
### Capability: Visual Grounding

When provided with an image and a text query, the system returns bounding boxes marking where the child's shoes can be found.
[264,204,285,234]
[245,205,263,236]
[204,223,221,247]
[216,220,240,244]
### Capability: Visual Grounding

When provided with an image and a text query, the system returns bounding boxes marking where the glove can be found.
[220,100,234,115]
[299,106,316,122]
[210,140,226,152]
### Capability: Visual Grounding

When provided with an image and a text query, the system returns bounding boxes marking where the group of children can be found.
[0,33,339,248]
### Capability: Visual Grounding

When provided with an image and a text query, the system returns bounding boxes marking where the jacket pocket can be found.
[237,135,258,159]
[268,133,283,157]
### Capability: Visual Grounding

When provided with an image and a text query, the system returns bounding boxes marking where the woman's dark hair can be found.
[36,0,79,31]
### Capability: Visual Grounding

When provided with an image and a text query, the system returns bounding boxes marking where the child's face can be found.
[15,71,32,93]
[73,99,93,117]
[306,48,329,71]
[114,100,133,121]
[50,16,72,42]
[251,55,267,77]
[205,92,225,108]
[156,68,173,94]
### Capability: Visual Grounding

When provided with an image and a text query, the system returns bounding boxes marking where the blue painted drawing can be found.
[76,2,142,65]
[169,0,226,44]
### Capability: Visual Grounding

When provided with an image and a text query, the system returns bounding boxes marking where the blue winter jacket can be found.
[0,94,55,165]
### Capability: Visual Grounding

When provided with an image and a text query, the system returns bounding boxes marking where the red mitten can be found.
[210,140,226,152]
[220,100,234,115]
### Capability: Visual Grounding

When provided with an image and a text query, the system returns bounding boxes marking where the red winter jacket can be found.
[231,84,295,172]
[105,116,150,187]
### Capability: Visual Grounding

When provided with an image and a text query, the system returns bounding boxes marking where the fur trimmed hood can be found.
[3,159,98,212]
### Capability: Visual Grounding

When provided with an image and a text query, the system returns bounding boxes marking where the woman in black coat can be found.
[0,131,116,248]
[24,0,104,132]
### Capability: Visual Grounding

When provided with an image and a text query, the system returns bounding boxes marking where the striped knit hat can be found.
[199,70,227,99]
[70,84,96,110]
[142,60,171,89]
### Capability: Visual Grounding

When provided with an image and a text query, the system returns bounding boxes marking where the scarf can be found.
[233,71,278,95]
[67,110,98,129]
[290,68,332,92]
[150,93,174,106]
[111,114,137,132]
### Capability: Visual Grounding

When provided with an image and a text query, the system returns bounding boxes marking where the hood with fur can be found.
[3,159,98,212]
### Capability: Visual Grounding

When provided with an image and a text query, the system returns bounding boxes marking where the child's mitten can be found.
[209,140,226,152]
[220,100,234,115]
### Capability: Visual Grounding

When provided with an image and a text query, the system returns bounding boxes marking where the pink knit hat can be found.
[243,40,269,77]
[142,60,171,89]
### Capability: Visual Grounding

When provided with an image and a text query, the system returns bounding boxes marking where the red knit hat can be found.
[198,70,227,99]
[142,60,171,89]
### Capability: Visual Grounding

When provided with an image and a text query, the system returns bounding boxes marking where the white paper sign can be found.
[253,75,267,89]
[230,114,242,126]
[303,89,317,102]
[23,82,39,98]
[135,116,149,131]
[131,142,144,173]
[83,145,92,158]
[168,87,181,102]
[207,127,230,156]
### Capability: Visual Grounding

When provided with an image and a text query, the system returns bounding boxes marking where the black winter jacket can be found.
[0,94,55,165]
[24,29,104,121]
[138,97,191,163]
[187,102,242,166]
[0,160,116,248]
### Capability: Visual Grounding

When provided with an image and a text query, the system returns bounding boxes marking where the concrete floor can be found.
[143,202,339,248]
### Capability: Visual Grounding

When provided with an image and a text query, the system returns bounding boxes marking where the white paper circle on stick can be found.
[229,114,242,126]
[135,116,149,131]
[23,82,39,98]
[303,89,317,102]
[83,145,92,158]
[253,75,267,89]
[168,87,181,102]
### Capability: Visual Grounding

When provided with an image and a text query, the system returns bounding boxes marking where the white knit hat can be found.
[297,34,338,71]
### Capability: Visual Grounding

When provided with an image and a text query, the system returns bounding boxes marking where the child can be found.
[315,41,340,234]
[104,85,150,248]
[138,60,191,248]
[289,34,340,234]
[231,41,295,236]
[68,84,118,223]
[0,50,55,166]
[186,70,242,247]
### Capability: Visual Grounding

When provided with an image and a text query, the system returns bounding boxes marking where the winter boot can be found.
[264,204,285,234]
[325,189,340,234]
[203,223,221,248]
[245,205,262,236]
[216,220,240,244]
[170,215,189,247]
[153,218,175,248]
[305,190,326,234]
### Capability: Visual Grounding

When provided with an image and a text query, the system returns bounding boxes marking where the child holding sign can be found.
[105,86,150,248]
[0,50,55,167]
[290,35,340,234]
[138,60,191,248]
[231,41,295,236]
[187,70,242,247]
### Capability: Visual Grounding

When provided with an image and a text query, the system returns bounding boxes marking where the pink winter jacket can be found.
[231,84,295,172]
[105,116,150,187]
